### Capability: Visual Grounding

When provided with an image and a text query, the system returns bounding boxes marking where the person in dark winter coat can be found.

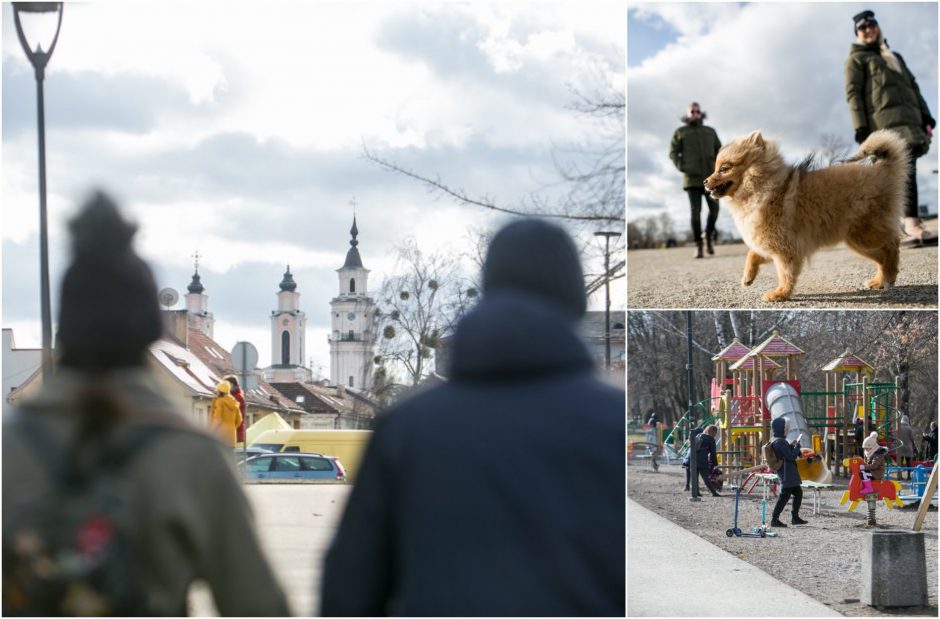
[844,10,937,245]
[922,421,938,461]
[683,425,721,496]
[770,417,807,527]
[669,102,722,258]
[320,219,625,617]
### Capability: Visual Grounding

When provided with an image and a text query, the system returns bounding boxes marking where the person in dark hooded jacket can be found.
[770,417,808,527]
[320,219,625,617]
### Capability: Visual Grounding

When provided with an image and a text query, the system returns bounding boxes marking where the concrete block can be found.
[861,530,927,608]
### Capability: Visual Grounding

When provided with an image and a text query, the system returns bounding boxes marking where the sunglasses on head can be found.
[858,21,878,31]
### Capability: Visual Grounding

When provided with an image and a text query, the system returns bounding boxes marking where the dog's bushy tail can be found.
[850,129,909,217]
[854,129,911,170]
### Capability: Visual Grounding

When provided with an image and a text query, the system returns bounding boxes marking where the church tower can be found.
[263,266,312,383]
[329,216,376,391]
[184,261,214,338]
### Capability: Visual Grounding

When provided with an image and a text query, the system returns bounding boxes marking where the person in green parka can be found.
[844,10,937,246]
[669,102,722,258]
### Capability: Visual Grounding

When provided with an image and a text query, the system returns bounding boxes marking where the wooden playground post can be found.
[912,464,938,532]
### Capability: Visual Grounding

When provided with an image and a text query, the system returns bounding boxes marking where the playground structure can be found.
[665,331,911,485]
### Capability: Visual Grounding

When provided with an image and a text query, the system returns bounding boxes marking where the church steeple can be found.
[184,251,213,337]
[331,211,375,391]
[279,265,297,292]
[342,217,364,269]
[187,270,204,294]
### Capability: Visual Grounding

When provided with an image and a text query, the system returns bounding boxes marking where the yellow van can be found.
[250,430,373,481]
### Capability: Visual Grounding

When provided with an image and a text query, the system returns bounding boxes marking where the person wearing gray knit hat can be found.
[3,192,290,615]
[57,191,163,371]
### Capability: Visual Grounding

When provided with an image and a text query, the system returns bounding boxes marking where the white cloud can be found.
[3,2,625,375]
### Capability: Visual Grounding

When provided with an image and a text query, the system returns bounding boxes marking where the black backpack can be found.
[3,415,168,616]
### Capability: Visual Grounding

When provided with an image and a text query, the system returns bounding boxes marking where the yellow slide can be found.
[796,449,833,485]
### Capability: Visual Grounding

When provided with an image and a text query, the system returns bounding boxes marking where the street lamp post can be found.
[594,230,622,371]
[12,2,64,379]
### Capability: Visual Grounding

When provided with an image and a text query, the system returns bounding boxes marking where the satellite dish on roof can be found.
[159,287,179,309]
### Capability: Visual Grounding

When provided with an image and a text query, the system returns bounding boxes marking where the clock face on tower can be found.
[347,312,356,320]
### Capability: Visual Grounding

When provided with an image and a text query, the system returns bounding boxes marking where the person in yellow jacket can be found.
[210,380,242,447]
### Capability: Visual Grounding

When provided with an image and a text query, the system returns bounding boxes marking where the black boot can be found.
[694,242,704,259]
[770,518,787,528]
[705,232,714,255]
[791,515,808,525]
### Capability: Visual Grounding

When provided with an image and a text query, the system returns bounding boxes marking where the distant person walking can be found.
[685,425,721,496]
[844,9,937,246]
[320,219,625,616]
[225,375,248,445]
[921,421,938,460]
[896,414,916,479]
[2,192,288,616]
[210,380,242,448]
[770,418,808,528]
[670,102,722,258]
[646,409,660,444]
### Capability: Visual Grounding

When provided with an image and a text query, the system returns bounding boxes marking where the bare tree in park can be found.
[376,240,479,388]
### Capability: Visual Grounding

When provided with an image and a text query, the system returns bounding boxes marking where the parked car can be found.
[241,452,347,483]
[235,446,273,464]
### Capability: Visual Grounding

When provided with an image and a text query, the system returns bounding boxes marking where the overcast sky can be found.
[2,2,626,377]
[628,2,938,239]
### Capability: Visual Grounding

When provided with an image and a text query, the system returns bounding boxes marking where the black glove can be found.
[855,127,871,144]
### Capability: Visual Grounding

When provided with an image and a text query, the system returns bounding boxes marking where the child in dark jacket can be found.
[770,417,808,527]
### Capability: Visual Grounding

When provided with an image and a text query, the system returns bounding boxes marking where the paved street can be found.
[628,235,938,309]
[189,484,352,616]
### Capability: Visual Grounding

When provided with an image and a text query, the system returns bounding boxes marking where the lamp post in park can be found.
[12,2,64,379]
[594,230,621,371]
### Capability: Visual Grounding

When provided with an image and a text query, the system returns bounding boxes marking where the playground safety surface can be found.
[628,462,938,616]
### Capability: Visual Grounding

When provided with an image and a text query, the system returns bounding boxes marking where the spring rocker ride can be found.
[839,456,903,525]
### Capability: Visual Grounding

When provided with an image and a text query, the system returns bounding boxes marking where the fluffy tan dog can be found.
[703,130,908,301]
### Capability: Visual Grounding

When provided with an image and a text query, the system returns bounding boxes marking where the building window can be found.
[281,331,290,365]
[348,376,354,387]
[292,419,301,429]
[348,329,354,340]
[350,278,356,293]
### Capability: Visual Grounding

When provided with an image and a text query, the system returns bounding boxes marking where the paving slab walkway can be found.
[628,498,842,617]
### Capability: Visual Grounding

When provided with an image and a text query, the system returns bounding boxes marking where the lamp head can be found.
[12,2,63,72]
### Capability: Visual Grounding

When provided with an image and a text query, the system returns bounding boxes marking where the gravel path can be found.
[627,241,937,309]
[627,462,938,616]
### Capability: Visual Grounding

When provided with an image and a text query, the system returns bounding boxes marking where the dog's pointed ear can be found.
[746,131,765,149]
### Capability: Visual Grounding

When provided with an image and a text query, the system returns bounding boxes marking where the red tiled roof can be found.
[712,340,751,361]
[729,353,781,371]
[821,350,874,372]
[751,332,804,356]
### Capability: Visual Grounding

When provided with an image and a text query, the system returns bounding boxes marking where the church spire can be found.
[342,215,364,268]
[279,265,297,292]
[187,251,204,293]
